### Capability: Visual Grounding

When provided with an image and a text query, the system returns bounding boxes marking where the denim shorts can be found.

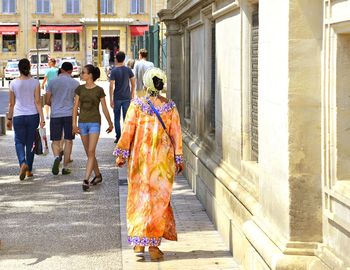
[78,122,100,136]
[50,116,75,141]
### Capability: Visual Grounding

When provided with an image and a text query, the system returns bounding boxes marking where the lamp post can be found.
[35,20,40,79]
[97,0,101,67]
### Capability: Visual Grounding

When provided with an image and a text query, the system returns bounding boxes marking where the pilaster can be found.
[158,9,184,115]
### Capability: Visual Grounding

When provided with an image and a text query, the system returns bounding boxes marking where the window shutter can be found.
[138,0,145,14]
[43,0,50,13]
[130,0,137,14]
[73,0,79,13]
[10,0,15,13]
[107,0,113,14]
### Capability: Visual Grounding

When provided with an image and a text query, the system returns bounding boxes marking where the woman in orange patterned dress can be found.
[114,68,184,260]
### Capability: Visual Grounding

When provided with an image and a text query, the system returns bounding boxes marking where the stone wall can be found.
[159,0,349,269]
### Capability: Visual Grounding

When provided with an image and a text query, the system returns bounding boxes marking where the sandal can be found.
[133,246,145,253]
[91,174,102,185]
[82,180,90,191]
[149,247,164,260]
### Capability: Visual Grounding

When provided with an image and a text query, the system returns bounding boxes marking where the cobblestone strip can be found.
[118,167,241,270]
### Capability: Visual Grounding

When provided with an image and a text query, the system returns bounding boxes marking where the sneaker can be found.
[62,168,71,175]
[52,157,61,175]
[114,139,118,144]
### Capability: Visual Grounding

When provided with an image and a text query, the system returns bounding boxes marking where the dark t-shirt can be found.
[75,85,106,124]
[110,66,134,101]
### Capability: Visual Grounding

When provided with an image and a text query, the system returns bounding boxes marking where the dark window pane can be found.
[2,35,16,52]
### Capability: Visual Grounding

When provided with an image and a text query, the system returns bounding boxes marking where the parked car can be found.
[4,59,19,80]
[58,57,81,77]
[28,49,50,78]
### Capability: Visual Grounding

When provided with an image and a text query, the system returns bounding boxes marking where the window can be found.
[250,7,259,161]
[38,33,50,49]
[2,0,16,13]
[2,35,16,52]
[54,33,62,51]
[36,0,50,14]
[210,23,216,133]
[66,33,79,51]
[100,0,113,14]
[66,0,79,14]
[130,0,145,14]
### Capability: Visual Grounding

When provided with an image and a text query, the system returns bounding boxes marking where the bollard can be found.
[0,115,6,135]
[2,67,4,87]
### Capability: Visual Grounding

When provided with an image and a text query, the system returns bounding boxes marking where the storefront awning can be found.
[32,25,83,33]
[0,25,19,35]
[130,25,149,37]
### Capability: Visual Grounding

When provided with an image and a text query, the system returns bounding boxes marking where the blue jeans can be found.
[13,114,39,172]
[114,99,130,140]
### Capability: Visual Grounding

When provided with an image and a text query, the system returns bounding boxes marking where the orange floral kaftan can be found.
[113,97,184,247]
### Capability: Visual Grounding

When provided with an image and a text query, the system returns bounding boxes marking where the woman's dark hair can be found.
[152,76,164,91]
[84,64,100,81]
[18,58,31,76]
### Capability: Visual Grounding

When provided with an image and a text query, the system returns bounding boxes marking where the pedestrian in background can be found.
[126,58,135,71]
[114,68,184,260]
[45,62,80,175]
[134,48,154,97]
[109,51,135,143]
[41,58,58,119]
[73,64,113,191]
[6,58,45,180]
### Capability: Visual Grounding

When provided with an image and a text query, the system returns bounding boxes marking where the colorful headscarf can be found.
[143,68,167,96]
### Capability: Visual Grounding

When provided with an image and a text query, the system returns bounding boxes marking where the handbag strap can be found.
[146,97,167,131]
[146,97,175,148]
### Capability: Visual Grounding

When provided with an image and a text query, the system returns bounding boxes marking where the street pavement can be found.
[0,117,122,270]
[0,80,240,269]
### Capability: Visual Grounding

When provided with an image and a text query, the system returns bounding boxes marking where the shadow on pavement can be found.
[0,135,122,268]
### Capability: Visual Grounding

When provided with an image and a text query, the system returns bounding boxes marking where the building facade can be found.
[160,0,350,269]
[0,0,166,67]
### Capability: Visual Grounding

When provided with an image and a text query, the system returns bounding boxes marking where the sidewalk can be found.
[0,81,241,269]
[119,167,241,270]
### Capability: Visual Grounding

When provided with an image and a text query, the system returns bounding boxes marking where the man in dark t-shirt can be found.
[109,51,135,143]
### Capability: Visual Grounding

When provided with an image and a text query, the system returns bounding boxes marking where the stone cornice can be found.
[159,1,240,29]
[212,2,240,20]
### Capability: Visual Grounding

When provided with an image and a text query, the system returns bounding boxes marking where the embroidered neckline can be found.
[133,97,176,115]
